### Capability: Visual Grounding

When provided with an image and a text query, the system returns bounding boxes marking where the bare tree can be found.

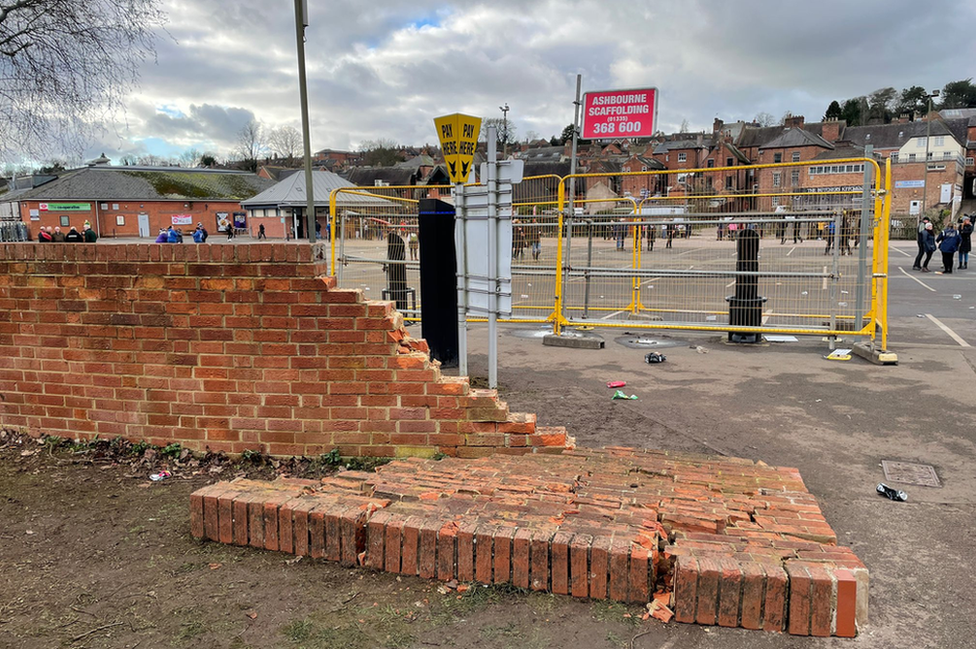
[481,117,517,149]
[178,148,202,168]
[266,125,302,165]
[0,0,168,161]
[235,120,264,171]
[753,112,775,127]
[358,139,402,167]
[679,118,690,133]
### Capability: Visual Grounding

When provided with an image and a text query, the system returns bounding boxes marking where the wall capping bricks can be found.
[190,447,867,638]
[0,243,573,457]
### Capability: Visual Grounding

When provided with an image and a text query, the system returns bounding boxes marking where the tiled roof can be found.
[760,128,834,150]
[18,166,273,202]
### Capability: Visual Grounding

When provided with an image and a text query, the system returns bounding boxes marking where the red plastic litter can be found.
[607,381,626,388]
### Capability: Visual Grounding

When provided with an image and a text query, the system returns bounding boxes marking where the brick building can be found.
[15,165,272,239]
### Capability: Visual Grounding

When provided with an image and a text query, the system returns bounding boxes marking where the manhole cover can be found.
[881,460,941,487]
[614,335,684,350]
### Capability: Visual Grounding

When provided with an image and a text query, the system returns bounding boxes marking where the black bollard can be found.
[418,199,459,368]
[726,228,766,343]
[386,231,408,311]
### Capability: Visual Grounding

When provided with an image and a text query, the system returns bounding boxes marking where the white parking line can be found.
[898,266,937,292]
[786,246,796,257]
[822,266,828,290]
[925,313,971,347]
[601,310,625,320]
[890,246,913,257]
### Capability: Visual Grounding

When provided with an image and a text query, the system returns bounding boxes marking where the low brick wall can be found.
[0,243,571,457]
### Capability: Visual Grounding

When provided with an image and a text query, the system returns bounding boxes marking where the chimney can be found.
[713,118,724,134]
[784,114,805,129]
[821,120,844,143]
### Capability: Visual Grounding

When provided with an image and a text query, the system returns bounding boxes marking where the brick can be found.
[628,545,651,604]
[738,561,766,630]
[695,557,720,625]
[833,568,858,638]
[309,502,327,559]
[202,484,224,542]
[419,518,440,579]
[762,563,789,632]
[189,484,215,539]
[291,498,315,557]
[570,534,591,598]
[493,527,516,586]
[217,487,238,545]
[529,530,551,592]
[324,503,343,562]
[384,514,404,574]
[401,516,422,576]
[512,528,532,589]
[807,563,834,637]
[475,527,494,583]
[278,497,296,554]
[438,522,457,581]
[788,562,813,635]
[589,535,611,600]
[248,496,265,549]
[233,493,250,546]
[366,510,389,570]
[457,521,477,582]
[608,536,630,602]
[716,558,742,627]
[550,531,572,596]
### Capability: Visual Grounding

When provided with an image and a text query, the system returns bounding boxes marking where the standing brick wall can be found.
[0,243,572,458]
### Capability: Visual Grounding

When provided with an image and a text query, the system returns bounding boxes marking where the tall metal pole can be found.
[499,104,509,158]
[920,91,938,222]
[294,0,316,245]
[486,127,499,389]
[564,74,582,325]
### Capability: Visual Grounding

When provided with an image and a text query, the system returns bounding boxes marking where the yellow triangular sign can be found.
[434,113,481,184]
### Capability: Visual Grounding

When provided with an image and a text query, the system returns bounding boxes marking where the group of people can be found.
[913,215,973,274]
[36,223,98,243]
[154,223,210,244]
[512,224,542,260]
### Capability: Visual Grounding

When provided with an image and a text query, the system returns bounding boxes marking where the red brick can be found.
[833,568,858,638]
[787,562,812,635]
[475,527,494,583]
[807,563,834,637]
[419,518,440,579]
[530,530,551,592]
[457,521,477,582]
[512,528,532,589]
[202,484,224,542]
[493,527,516,586]
[339,505,365,567]
[291,499,315,557]
[570,534,591,598]
[217,487,238,545]
[324,503,343,562]
[763,563,789,632]
[608,536,630,602]
[738,561,766,630]
[366,510,389,570]
[233,493,250,546]
[717,558,742,627]
[401,516,421,576]
[589,535,611,600]
[438,522,457,581]
[695,557,720,625]
[247,497,265,549]
[384,515,404,574]
[551,531,572,596]
[309,502,327,559]
[628,545,651,604]
[278,497,296,554]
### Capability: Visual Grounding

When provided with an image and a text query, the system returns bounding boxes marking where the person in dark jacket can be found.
[913,216,931,270]
[936,222,960,274]
[52,226,65,242]
[83,224,98,242]
[166,226,180,244]
[920,222,936,272]
[64,226,84,242]
[958,217,972,270]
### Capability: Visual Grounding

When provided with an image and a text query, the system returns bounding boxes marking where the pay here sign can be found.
[581,88,657,139]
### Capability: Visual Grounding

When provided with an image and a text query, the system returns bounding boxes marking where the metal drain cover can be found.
[614,335,684,350]
[882,460,941,487]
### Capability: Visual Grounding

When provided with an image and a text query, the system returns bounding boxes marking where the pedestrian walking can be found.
[408,230,419,260]
[958,217,972,270]
[913,217,932,270]
[936,222,960,274]
[615,219,626,250]
[824,220,835,255]
[226,222,234,240]
[666,222,674,249]
[258,223,266,240]
[526,224,541,260]
[919,222,936,271]
[646,223,655,251]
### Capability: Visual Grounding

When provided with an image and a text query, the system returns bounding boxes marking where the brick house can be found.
[15,165,272,239]
[756,128,835,210]
[620,155,666,200]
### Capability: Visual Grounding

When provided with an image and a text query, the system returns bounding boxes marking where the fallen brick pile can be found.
[190,447,867,637]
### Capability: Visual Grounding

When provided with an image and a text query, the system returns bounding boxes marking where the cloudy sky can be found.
[76,0,976,163]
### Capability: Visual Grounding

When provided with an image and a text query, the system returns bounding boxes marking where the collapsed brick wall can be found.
[0,243,572,457]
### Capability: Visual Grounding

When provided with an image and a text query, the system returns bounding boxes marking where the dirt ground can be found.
[3,323,975,648]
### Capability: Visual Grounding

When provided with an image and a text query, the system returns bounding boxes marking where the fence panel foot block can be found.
[190,446,866,637]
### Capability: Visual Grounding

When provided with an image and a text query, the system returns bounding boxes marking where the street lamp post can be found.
[920,90,940,220]
[499,103,509,158]
[294,0,316,244]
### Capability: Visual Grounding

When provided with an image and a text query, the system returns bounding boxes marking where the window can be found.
[967,157,974,166]
[917,137,927,148]
[772,196,780,206]
[641,165,647,172]
[60,215,70,226]
[909,153,917,162]
[772,172,781,187]
[792,152,801,163]
[706,159,714,168]
[891,153,899,162]
[927,152,933,160]
[943,152,953,160]
[927,164,946,171]
[725,175,733,189]
[934,136,945,146]
[808,164,865,176]
[726,157,734,167]
[791,169,800,186]
[773,153,782,163]
[678,152,687,162]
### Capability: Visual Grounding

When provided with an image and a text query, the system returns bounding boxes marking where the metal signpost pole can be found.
[486,128,499,389]
[829,209,842,348]
[563,74,582,325]
[294,0,316,246]
[456,183,468,377]
[855,145,872,329]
